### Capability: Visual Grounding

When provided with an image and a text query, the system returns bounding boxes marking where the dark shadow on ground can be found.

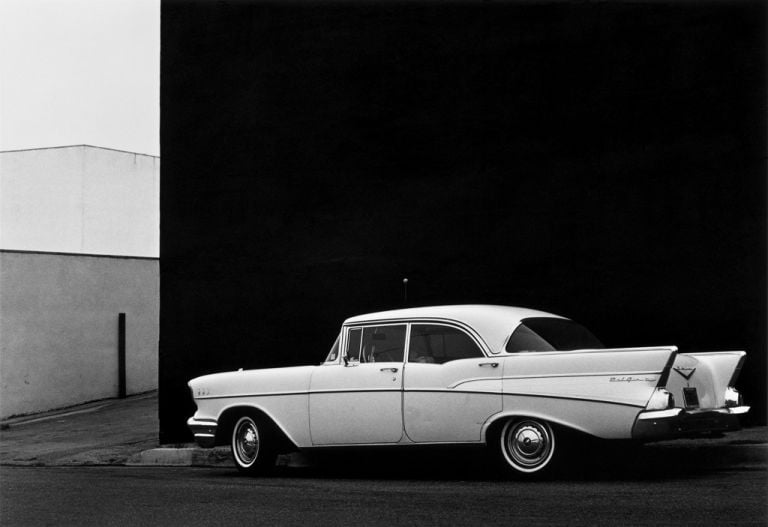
[213,439,764,482]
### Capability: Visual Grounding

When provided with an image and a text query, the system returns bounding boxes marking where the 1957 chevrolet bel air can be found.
[187,305,750,477]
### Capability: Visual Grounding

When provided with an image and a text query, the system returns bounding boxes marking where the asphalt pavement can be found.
[2,465,767,526]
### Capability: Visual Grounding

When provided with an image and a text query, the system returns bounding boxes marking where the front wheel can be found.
[231,415,276,475]
[498,419,557,477]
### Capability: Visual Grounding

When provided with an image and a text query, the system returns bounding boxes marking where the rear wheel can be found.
[231,415,276,475]
[498,418,557,477]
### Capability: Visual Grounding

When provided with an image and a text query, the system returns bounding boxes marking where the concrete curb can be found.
[125,448,312,468]
[126,447,233,467]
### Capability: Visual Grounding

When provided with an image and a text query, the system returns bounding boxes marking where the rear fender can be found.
[500,347,678,408]
[496,347,679,439]
[482,411,594,444]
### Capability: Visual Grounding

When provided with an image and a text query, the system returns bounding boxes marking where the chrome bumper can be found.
[187,417,218,448]
[632,406,750,441]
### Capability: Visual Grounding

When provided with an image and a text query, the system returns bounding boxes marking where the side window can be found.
[408,324,484,364]
[360,325,406,363]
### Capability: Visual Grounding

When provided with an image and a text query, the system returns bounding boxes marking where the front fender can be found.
[212,400,307,449]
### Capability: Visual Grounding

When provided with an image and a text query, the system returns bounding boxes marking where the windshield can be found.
[324,334,340,362]
[505,317,603,352]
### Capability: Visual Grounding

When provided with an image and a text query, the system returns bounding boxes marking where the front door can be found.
[309,324,406,445]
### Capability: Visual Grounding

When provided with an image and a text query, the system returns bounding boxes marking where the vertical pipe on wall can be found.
[118,313,126,398]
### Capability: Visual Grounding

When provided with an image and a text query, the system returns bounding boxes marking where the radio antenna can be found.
[403,278,409,305]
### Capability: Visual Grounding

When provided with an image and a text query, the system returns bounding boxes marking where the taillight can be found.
[724,387,742,408]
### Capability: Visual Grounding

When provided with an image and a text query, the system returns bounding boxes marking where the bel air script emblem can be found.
[673,367,696,380]
[609,376,656,383]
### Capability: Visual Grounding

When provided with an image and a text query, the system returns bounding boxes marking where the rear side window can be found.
[505,317,603,352]
[409,324,484,364]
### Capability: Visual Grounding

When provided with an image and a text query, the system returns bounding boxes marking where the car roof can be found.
[343,304,565,354]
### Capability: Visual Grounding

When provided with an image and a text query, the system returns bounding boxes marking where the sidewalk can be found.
[1,391,765,469]
[0,392,163,466]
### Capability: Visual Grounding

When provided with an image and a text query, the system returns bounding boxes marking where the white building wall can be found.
[0,145,159,257]
[0,145,159,418]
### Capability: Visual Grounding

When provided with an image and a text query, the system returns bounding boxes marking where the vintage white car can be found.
[187,305,749,477]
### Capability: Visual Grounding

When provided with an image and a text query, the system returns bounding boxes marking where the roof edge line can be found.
[0,144,159,158]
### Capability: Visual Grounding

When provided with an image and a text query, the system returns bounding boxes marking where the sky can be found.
[0,0,160,156]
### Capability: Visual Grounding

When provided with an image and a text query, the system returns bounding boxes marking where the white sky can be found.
[0,0,160,156]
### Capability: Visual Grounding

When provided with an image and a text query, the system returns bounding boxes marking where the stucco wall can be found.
[0,146,159,258]
[0,251,159,418]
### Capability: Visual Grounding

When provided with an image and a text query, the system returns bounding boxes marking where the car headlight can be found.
[724,387,742,407]
[646,388,675,410]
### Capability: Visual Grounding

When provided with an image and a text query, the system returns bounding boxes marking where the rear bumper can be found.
[187,417,218,448]
[631,406,750,441]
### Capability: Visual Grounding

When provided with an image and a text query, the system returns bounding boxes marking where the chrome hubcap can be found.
[234,419,259,465]
[505,420,552,469]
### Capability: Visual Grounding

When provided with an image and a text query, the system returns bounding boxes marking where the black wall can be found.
[160,0,766,442]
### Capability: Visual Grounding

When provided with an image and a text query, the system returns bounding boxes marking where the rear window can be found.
[505,317,603,352]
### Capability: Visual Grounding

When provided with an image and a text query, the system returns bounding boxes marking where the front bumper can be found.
[631,406,750,441]
[187,417,218,448]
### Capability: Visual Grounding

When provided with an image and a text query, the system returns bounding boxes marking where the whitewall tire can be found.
[499,419,557,477]
[231,415,275,475]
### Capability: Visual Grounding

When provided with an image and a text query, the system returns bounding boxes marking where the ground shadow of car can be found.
[241,436,759,482]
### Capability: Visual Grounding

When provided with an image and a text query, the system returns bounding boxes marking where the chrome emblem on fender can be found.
[673,367,696,380]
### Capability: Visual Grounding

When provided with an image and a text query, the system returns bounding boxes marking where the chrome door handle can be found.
[380,367,399,373]
[479,362,499,368]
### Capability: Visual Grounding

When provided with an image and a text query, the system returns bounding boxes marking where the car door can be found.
[403,323,502,443]
[309,324,406,445]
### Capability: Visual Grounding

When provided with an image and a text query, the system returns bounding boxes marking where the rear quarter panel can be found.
[497,347,677,439]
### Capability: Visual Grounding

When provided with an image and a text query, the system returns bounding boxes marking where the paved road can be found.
[2,462,766,527]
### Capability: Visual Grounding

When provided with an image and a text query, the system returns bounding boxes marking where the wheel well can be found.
[484,415,589,445]
[215,406,297,453]
[485,418,508,446]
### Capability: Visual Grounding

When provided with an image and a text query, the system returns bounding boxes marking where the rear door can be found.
[403,323,502,443]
